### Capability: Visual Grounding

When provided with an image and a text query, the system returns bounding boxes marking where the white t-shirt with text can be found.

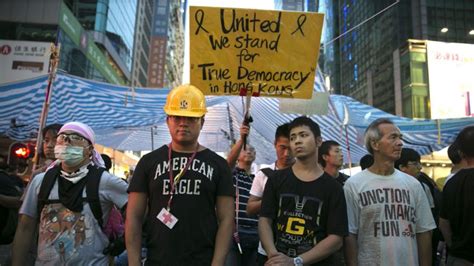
[344,169,436,265]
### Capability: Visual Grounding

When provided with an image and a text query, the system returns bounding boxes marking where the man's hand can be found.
[226,123,251,169]
[240,124,250,139]
[265,252,293,265]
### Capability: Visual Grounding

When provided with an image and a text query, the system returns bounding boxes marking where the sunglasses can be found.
[57,133,89,144]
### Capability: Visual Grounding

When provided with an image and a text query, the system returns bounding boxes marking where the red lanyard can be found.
[166,143,198,210]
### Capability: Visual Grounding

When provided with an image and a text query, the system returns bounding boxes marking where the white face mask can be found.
[54,145,85,167]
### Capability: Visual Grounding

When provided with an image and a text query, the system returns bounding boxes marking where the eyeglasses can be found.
[168,115,201,123]
[406,161,422,167]
[57,133,89,144]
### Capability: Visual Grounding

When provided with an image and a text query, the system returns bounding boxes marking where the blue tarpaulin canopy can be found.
[1,71,473,165]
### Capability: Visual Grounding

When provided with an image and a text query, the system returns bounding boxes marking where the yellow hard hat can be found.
[164,84,207,117]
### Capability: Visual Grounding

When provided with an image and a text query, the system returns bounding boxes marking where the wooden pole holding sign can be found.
[32,43,60,172]
[239,88,256,150]
[190,6,324,99]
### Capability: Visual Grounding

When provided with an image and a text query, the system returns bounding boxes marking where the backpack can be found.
[37,166,125,256]
[260,167,275,179]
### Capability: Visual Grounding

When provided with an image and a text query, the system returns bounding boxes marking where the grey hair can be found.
[364,118,395,154]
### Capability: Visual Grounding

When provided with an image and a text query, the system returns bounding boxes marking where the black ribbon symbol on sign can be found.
[291,14,307,36]
[194,9,209,34]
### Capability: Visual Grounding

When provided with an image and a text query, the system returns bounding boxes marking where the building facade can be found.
[0,0,138,85]
[275,0,318,12]
[165,0,184,89]
[317,0,340,93]
[322,0,474,117]
[62,0,137,84]
[148,0,184,89]
[131,0,154,87]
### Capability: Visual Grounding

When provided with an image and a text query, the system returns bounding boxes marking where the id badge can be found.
[157,208,178,229]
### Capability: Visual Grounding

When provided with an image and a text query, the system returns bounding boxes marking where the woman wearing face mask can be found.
[12,122,129,266]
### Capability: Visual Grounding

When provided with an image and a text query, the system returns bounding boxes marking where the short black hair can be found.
[288,116,321,139]
[275,123,290,141]
[101,154,112,171]
[455,125,474,158]
[394,148,420,170]
[447,141,461,164]
[42,123,63,138]
[359,154,373,170]
[318,140,340,167]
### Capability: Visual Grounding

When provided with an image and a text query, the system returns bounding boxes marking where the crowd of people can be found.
[0,83,473,266]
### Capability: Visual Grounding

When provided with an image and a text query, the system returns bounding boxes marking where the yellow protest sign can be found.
[190,6,324,99]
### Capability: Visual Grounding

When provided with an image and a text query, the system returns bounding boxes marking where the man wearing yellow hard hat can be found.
[126,84,235,266]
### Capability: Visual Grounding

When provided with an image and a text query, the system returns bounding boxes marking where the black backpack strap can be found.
[85,166,105,228]
[260,168,275,179]
[37,166,61,217]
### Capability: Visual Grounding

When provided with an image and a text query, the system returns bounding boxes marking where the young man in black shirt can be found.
[440,125,474,265]
[259,116,348,265]
[126,84,234,266]
[318,140,349,186]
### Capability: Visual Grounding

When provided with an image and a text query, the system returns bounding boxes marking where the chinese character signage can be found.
[427,41,474,118]
[0,40,51,84]
[148,37,167,87]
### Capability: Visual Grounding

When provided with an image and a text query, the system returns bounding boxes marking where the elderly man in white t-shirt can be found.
[344,118,436,266]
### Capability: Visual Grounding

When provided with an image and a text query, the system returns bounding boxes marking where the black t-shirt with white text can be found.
[260,168,348,265]
[129,145,234,265]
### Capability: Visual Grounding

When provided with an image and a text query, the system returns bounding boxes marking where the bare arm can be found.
[438,218,452,247]
[125,192,147,266]
[226,139,243,169]
[416,231,432,266]
[258,216,278,257]
[212,196,234,266]
[12,214,36,266]
[226,124,249,169]
[344,233,358,266]
[245,195,262,215]
[0,194,22,208]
